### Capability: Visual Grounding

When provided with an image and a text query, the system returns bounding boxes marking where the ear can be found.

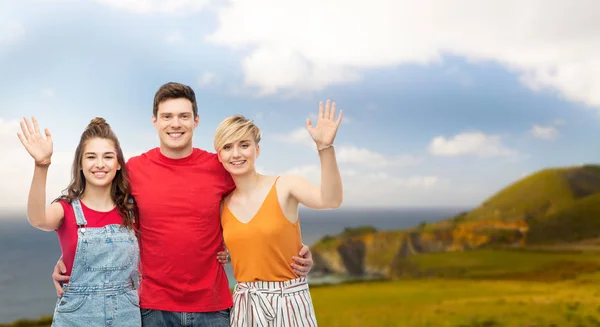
[194,114,199,128]
[256,145,260,158]
[152,115,158,129]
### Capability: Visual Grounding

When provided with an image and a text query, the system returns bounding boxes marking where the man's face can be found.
[152,98,199,158]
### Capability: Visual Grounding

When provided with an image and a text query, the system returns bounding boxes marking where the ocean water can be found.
[0,207,466,323]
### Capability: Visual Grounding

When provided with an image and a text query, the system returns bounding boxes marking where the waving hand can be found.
[306,100,343,150]
[17,117,53,166]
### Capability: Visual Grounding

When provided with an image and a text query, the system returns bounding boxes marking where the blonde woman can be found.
[214,100,343,326]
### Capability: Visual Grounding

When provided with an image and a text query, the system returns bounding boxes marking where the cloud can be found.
[428,131,516,157]
[274,127,314,147]
[529,119,564,141]
[94,0,214,14]
[0,118,21,148]
[0,21,25,45]
[239,46,360,96]
[198,72,220,87]
[404,176,439,188]
[358,172,438,188]
[336,146,421,168]
[273,164,438,207]
[205,0,600,109]
[275,127,420,168]
[165,31,184,44]
[530,124,559,141]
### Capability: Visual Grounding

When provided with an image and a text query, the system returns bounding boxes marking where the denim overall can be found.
[52,199,141,326]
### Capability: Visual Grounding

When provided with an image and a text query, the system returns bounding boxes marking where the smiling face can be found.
[153,97,199,159]
[218,136,260,176]
[214,115,263,177]
[80,137,121,188]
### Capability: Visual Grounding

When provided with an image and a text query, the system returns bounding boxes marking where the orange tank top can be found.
[221,177,303,282]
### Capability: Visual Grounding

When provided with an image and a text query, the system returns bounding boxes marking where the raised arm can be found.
[285,100,343,209]
[17,117,64,231]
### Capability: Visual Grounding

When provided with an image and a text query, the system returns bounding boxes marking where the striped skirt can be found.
[231,277,318,327]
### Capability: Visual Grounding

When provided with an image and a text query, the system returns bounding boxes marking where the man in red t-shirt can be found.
[52,82,314,326]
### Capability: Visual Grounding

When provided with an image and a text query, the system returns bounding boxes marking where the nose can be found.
[95,157,106,168]
[232,146,241,157]
[171,116,182,128]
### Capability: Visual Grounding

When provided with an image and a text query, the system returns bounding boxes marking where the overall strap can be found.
[71,199,88,226]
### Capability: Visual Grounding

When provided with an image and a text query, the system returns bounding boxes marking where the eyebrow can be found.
[160,112,192,116]
[84,152,116,155]
[223,140,251,147]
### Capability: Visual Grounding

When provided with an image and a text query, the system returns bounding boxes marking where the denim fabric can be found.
[141,308,230,327]
[52,199,141,326]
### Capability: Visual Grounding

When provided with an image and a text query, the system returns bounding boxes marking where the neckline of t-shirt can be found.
[153,147,207,165]
[79,199,117,214]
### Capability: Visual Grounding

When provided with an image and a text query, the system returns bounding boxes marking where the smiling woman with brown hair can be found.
[18,116,141,326]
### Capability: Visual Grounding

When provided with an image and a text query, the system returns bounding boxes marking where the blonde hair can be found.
[214,115,262,151]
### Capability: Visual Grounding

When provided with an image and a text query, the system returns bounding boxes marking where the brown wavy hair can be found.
[53,117,137,229]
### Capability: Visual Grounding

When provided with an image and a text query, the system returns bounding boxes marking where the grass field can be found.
[311,275,600,326]
[4,249,600,327]
[309,248,600,326]
[400,248,600,281]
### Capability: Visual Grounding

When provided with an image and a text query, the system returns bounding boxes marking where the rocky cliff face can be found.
[311,221,526,279]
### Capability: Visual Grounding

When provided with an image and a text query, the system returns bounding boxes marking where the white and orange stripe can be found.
[231,277,318,327]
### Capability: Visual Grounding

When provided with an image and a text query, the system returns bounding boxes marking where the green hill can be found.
[527,192,600,244]
[454,164,600,245]
[455,164,600,225]
[310,164,600,278]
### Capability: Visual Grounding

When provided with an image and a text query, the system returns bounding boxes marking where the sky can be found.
[1,0,600,212]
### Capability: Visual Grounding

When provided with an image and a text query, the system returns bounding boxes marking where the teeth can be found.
[169,133,182,138]
[93,172,106,178]
[231,161,245,165]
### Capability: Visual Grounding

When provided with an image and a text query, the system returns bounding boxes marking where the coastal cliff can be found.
[311,165,600,279]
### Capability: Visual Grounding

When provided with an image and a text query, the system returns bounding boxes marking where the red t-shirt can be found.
[127,148,235,312]
[56,200,124,276]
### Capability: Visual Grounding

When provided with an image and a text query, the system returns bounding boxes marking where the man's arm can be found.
[52,257,69,297]
[216,244,314,276]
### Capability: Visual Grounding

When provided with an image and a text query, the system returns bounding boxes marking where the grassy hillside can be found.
[455,165,600,225]
[527,192,600,244]
[394,248,600,281]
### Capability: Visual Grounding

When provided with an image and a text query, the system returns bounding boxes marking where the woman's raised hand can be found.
[17,116,53,166]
